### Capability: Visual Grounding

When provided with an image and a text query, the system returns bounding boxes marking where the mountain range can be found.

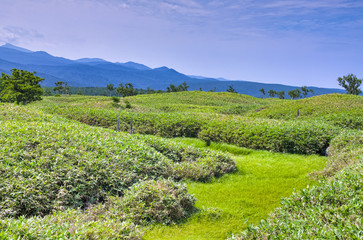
[0,43,345,97]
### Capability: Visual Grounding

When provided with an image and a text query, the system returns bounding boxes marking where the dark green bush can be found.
[324,130,363,174]
[107,179,196,225]
[135,135,236,181]
[198,118,339,155]
[0,209,143,239]
[0,104,235,218]
[231,130,363,239]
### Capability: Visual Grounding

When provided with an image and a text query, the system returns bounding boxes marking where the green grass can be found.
[144,139,327,240]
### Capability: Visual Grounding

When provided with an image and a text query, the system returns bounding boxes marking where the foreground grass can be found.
[144,139,327,240]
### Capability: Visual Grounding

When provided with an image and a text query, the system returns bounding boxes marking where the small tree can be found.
[226,85,237,93]
[288,89,301,99]
[178,82,189,91]
[277,91,285,99]
[337,74,362,95]
[268,90,277,98]
[0,69,44,104]
[53,81,70,95]
[301,86,309,98]
[166,82,189,92]
[259,88,266,98]
[107,83,114,96]
[117,83,137,97]
[43,88,53,96]
[166,84,178,92]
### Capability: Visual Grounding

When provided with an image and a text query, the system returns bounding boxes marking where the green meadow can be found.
[144,140,327,240]
[1,92,362,239]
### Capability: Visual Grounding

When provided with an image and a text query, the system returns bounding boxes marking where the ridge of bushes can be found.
[35,97,341,155]
[230,130,363,239]
[0,104,234,220]
[0,179,195,239]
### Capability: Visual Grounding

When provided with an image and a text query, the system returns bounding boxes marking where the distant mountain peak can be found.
[1,43,33,53]
[154,66,171,71]
[75,58,108,63]
[118,61,151,70]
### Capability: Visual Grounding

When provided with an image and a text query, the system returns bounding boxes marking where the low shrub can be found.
[198,118,339,155]
[135,135,236,181]
[0,104,235,218]
[230,129,363,239]
[0,121,171,218]
[0,209,143,239]
[106,179,196,225]
[323,130,363,175]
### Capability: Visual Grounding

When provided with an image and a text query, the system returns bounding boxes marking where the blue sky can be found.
[1,0,363,88]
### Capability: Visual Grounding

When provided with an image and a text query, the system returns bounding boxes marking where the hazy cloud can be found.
[0,26,43,45]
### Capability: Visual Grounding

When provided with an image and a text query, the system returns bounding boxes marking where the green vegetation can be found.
[231,131,363,239]
[0,102,234,238]
[117,83,137,97]
[53,81,70,95]
[166,82,189,92]
[0,69,44,104]
[249,94,363,130]
[34,92,360,155]
[144,139,327,240]
[337,73,362,95]
[1,91,362,239]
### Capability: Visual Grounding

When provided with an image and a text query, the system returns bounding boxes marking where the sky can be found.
[0,0,363,88]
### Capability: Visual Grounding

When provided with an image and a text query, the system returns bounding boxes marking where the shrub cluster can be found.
[0,104,234,219]
[231,130,363,239]
[135,135,236,181]
[0,179,195,239]
[198,118,339,155]
[0,209,143,239]
[249,94,363,130]
[105,179,196,225]
[37,100,340,155]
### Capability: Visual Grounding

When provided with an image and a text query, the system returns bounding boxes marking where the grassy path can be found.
[144,141,327,240]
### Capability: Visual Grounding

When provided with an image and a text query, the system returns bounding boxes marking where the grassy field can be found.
[144,139,327,240]
[1,92,362,239]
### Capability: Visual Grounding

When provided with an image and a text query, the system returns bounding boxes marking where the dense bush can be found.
[35,96,342,155]
[38,104,204,138]
[106,179,196,225]
[0,104,235,218]
[0,121,170,217]
[135,135,236,181]
[0,210,143,240]
[249,94,363,130]
[198,118,339,155]
[231,130,363,239]
[0,180,195,239]
[324,130,363,174]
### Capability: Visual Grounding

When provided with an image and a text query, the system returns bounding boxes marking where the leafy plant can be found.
[337,74,362,95]
[0,69,44,104]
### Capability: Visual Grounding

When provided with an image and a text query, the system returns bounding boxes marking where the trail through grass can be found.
[144,139,327,240]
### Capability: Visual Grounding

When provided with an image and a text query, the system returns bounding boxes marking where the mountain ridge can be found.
[0,43,345,97]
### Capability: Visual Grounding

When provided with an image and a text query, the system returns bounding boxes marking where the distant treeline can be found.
[42,86,164,96]
[43,82,190,97]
